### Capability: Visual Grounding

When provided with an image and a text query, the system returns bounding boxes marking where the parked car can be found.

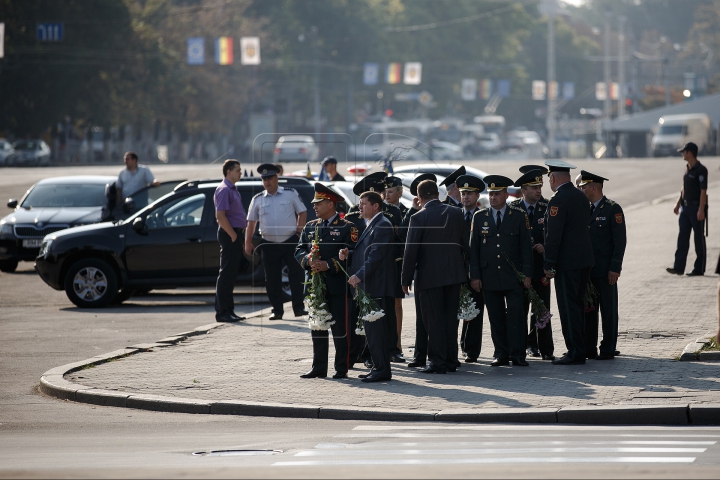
[0,176,181,273]
[477,133,502,154]
[273,135,320,163]
[393,163,520,198]
[34,177,319,308]
[0,139,15,166]
[8,140,51,166]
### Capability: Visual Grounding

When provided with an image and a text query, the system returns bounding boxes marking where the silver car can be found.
[0,139,15,166]
[9,139,51,166]
[273,135,319,163]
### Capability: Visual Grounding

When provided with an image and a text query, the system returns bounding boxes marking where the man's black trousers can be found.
[215,228,244,319]
[461,285,484,360]
[483,287,526,361]
[364,297,393,378]
[419,283,461,370]
[554,267,591,361]
[258,236,305,317]
[674,204,706,274]
[584,276,619,358]
[525,277,554,356]
[310,293,352,375]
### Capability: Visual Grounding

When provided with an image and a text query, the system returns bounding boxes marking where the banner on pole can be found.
[548,81,558,100]
[461,79,477,101]
[386,63,401,84]
[187,37,205,65]
[497,79,511,98]
[595,82,607,101]
[215,37,233,65]
[363,63,379,85]
[479,79,493,100]
[0,23,4,58]
[532,80,546,100]
[562,81,575,100]
[240,37,260,65]
[609,82,619,100]
[403,62,422,85]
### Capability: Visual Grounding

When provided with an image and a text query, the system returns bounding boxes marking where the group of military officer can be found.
[290,159,627,380]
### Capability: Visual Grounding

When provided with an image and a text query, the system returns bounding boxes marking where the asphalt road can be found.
[2,160,720,478]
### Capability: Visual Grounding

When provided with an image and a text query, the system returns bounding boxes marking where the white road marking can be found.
[314,440,716,448]
[295,447,706,456]
[274,457,697,466]
[337,433,720,438]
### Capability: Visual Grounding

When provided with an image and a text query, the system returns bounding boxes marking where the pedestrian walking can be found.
[579,170,627,360]
[543,160,595,365]
[469,175,533,367]
[214,159,248,323]
[295,184,359,379]
[667,142,708,276]
[244,163,308,320]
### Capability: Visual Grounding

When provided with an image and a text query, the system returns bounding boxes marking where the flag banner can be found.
[548,81,558,100]
[187,37,205,65]
[532,80,546,100]
[609,82,619,100]
[497,79,511,98]
[241,37,260,65]
[562,81,575,100]
[595,82,607,101]
[403,62,422,85]
[386,63,401,84]
[0,23,4,58]
[461,79,477,101]
[215,37,233,65]
[363,63,379,85]
[479,79,493,100]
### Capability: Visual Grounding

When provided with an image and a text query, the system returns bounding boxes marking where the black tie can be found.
[496,210,502,229]
[589,204,595,217]
[322,219,328,227]
[465,211,472,229]
[528,205,534,223]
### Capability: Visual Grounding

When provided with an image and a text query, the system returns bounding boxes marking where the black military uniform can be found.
[580,171,627,360]
[469,175,533,365]
[295,184,359,379]
[321,156,346,182]
[439,166,465,208]
[543,160,595,365]
[511,169,554,360]
[456,174,486,363]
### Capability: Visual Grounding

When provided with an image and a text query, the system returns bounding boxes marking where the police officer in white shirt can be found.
[245,164,308,320]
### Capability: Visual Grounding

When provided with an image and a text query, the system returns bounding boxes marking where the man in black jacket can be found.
[439,166,465,208]
[543,160,595,365]
[579,170,627,360]
[402,179,468,373]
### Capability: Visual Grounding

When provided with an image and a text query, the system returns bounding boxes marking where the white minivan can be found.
[651,114,712,157]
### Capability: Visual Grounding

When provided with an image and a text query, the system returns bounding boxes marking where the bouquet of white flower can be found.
[335,262,384,333]
[458,283,481,321]
[303,225,334,331]
[503,252,552,329]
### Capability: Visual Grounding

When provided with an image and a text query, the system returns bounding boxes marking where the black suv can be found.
[35,177,318,308]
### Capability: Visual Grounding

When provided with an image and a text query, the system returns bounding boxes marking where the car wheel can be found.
[0,258,19,272]
[281,264,292,302]
[64,258,118,308]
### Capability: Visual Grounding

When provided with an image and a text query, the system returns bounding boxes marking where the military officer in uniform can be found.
[470,175,533,366]
[456,174,485,363]
[295,184,358,379]
[321,156,346,182]
[439,166,465,208]
[543,160,595,365]
[579,171,627,360]
[512,168,555,360]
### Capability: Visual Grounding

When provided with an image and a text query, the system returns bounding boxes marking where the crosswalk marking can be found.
[274,457,697,466]
[296,447,706,456]
[337,433,720,439]
[314,441,715,448]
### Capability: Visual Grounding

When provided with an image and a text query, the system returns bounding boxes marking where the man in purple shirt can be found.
[214,159,248,322]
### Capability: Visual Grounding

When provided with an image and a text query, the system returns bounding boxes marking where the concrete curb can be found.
[679,336,720,361]
[39,317,720,425]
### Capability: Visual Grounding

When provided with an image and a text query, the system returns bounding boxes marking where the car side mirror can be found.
[7,199,17,209]
[123,197,136,213]
[132,216,147,234]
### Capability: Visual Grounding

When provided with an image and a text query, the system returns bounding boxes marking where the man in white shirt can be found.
[116,151,159,201]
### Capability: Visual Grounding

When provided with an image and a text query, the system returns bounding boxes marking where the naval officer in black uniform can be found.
[295,184,359,379]
[543,160,595,365]
[579,170,627,360]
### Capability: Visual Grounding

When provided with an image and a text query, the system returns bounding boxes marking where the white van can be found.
[651,114,712,157]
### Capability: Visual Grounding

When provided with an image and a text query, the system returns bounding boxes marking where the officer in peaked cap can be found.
[456,174,486,363]
[439,166,465,207]
[321,156,346,182]
[519,164,549,175]
[256,163,281,177]
[410,173,437,197]
[469,174,533,366]
[579,170,626,361]
[542,158,594,365]
[512,169,554,360]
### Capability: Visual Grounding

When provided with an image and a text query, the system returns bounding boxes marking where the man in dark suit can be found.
[456,174,486,363]
[439,166,465,208]
[402,179,468,373]
[543,160,595,365]
[342,191,396,383]
[470,175,533,366]
[295,184,359,379]
[579,170,627,360]
[511,168,555,361]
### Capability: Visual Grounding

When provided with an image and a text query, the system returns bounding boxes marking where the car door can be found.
[123,192,208,279]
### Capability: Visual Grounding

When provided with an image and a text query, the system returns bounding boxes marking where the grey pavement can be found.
[44,181,720,423]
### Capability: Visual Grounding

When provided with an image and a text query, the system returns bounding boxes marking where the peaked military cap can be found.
[384,176,403,189]
[579,170,609,186]
[456,174,485,193]
[311,183,343,203]
[514,169,545,187]
[544,159,577,173]
[353,172,387,195]
[410,173,437,196]
[439,166,466,186]
[519,164,549,175]
[257,163,281,178]
[483,174,514,192]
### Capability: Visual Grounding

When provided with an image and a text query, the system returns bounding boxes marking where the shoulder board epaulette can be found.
[538,199,549,206]
[283,187,295,192]
[605,198,616,206]
[334,216,350,225]
[510,198,522,206]
[478,207,489,214]
[509,205,526,214]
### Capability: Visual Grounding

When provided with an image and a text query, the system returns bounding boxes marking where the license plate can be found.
[22,239,43,248]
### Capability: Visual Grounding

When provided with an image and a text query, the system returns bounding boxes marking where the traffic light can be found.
[625,98,633,107]
[385,109,393,117]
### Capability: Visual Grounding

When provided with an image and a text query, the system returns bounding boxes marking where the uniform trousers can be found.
[554,267,591,361]
[310,293,351,375]
[483,287,526,361]
[673,205,706,274]
[525,278,554,355]
[258,236,306,316]
[365,297,393,379]
[419,283,461,370]
[584,277,619,358]
[215,227,244,318]
[460,285,484,360]
[412,290,428,364]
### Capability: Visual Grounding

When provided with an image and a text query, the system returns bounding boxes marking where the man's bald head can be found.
[548,171,571,192]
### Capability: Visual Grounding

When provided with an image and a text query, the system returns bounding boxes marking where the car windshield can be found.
[21,184,107,208]
[658,125,686,135]
[14,141,39,150]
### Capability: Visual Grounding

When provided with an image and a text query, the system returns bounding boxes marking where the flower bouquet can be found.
[583,280,599,313]
[458,283,481,322]
[503,253,552,329]
[304,226,335,331]
[335,263,384,335]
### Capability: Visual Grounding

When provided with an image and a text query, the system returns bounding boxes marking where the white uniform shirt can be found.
[247,186,307,242]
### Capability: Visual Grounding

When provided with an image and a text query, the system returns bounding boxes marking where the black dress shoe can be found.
[216,314,237,323]
[300,369,327,378]
[464,357,477,363]
[596,354,615,360]
[511,358,529,366]
[268,314,283,320]
[686,271,704,276]
[390,355,406,363]
[332,372,348,379]
[364,360,374,369]
[666,268,683,275]
[552,355,585,365]
[361,374,391,383]
[418,365,446,374]
[586,353,597,360]
[527,346,540,357]
[541,354,555,361]
[490,358,510,367]
[358,373,370,379]
[614,350,621,356]
[408,360,426,368]
[294,310,309,316]
[230,313,246,321]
